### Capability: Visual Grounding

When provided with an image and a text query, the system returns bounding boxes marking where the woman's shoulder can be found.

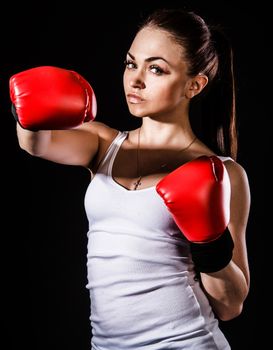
[84,121,125,171]
[220,158,250,195]
[219,157,247,177]
[80,120,124,148]
[80,120,120,139]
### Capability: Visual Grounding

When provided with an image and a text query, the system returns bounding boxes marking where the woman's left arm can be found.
[200,160,251,321]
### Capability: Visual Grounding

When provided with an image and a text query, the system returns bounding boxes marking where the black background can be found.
[2,1,270,349]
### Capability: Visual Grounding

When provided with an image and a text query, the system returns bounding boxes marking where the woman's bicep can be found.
[44,124,97,166]
[42,121,116,167]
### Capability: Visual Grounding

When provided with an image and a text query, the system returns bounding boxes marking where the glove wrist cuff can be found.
[190,228,234,273]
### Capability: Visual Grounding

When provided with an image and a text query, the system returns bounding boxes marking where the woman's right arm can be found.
[16,121,118,168]
[11,66,118,168]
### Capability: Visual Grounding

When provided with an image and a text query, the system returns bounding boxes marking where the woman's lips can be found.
[127,93,144,103]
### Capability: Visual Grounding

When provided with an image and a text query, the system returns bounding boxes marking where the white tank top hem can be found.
[84,131,231,350]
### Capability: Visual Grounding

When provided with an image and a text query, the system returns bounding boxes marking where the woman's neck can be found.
[138,116,195,149]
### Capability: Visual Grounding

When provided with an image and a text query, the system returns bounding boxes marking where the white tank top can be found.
[84,131,231,350]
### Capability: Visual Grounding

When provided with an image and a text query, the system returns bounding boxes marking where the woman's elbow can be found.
[18,141,38,156]
[216,302,244,321]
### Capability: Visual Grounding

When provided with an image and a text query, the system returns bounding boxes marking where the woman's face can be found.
[123,27,191,119]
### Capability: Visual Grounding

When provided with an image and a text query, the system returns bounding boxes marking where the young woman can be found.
[12,8,250,350]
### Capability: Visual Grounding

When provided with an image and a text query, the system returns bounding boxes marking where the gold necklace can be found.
[133,127,197,190]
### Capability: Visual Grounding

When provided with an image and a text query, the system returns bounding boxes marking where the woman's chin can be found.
[128,108,147,118]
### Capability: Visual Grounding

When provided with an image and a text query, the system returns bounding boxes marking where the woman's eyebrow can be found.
[127,52,170,64]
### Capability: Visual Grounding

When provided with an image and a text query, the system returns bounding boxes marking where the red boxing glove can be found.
[156,155,231,243]
[156,155,233,273]
[9,66,97,131]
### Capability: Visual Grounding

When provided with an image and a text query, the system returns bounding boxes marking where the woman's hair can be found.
[139,8,237,159]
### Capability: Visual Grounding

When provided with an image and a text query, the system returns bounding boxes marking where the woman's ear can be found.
[185,74,208,99]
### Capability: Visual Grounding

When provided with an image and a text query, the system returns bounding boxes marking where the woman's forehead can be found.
[129,27,185,64]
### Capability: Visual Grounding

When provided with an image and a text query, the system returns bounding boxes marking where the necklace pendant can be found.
[133,176,142,190]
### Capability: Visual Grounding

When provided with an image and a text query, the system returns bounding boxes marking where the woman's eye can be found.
[124,60,165,75]
[124,60,136,69]
[150,65,164,75]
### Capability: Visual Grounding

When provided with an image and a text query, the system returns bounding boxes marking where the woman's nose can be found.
[129,74,146,89]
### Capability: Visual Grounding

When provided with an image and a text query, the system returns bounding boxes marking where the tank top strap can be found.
[97,130,129,175]
[217,156,234,163]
